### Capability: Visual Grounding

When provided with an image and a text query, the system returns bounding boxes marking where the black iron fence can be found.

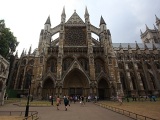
[0,111,39,120]
[96,103,157,120]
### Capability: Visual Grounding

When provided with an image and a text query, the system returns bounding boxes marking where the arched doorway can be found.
[42,78,54,100]
[98,78,110,100]
[63,69,89,96]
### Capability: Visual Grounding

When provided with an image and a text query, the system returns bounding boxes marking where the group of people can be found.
[56,96,70,111]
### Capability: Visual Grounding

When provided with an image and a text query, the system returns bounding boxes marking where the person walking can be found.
[64,96,69,111]
[56,96,61,110]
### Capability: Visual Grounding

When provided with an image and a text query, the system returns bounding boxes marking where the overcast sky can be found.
[0,0,160,56]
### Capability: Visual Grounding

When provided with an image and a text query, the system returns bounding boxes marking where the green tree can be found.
[0,19,19,58]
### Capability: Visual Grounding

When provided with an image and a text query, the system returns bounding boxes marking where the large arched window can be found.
[130,72,136,90]
[120,72,126,90]
[94,58,105,73]
[140,73,146,90]
[63,57,74,71]
[46,57,57,73]
[118,63,123,69]
[128,62,134,69]
[137,63,142,69]
[78,57,89,71]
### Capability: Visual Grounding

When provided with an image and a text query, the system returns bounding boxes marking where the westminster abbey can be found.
[7,8,160,99]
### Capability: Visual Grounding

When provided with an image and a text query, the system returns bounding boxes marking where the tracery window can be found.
[130,72,136,90]
[63,57,74,71]
[140,73,146,90]
[149,73,156,89]
[128,62,133,69]
[94,58,105,73]
[118,63,123,69]
[65,27,86,46]
[46,58,57,73]
[137,63,142,69]
[120,72,126,90]
[24,70,32,89]
[17,69,24,89]
[78,57,89,71]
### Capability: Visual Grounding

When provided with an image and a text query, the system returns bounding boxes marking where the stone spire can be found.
[135,41,140,50]
[21,49,25,57]
[28,45,32,55]
[153,24,158,30]
[119,43,124,53]
[61,6,66,23]
[100,16,106,26]
[128,44,132,53]
[44,16,51,31]
[99,16,107,32]
[85,6,89,16]
[84,6,90,23]
[45,16,51,25]
[145,24,149,30]
[15,50,18,58]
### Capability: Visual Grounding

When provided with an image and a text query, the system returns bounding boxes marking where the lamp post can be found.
[25,73,33,117]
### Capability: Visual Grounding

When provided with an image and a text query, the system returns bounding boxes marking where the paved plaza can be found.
[0,101,133,120]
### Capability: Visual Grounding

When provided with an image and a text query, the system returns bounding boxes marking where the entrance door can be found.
[98,78,110,100]
[98,88,105,100]
[69,88,83,96]
[42,78,54,100]
[63,68,89,96]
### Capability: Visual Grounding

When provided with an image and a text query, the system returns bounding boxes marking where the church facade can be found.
[7,8,160,99]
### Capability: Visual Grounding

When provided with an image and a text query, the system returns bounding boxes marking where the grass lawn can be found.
[98,100,160,120]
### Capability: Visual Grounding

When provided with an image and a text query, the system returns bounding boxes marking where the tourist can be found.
[56,96,61,110]
[64,96,69,111]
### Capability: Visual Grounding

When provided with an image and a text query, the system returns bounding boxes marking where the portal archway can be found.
[63,68,89,96]
[98,78,110,100]
[42,78,54,100]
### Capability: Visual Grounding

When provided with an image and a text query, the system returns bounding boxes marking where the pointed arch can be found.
[130,72,137,90]
[62,57,74,71]
[42,76,55,100]
[94,57,105,73]
[63,68,90,96]
[77,56,89,71]
[120,72,127,90]
[46,56,57,73]
[98,77,110,100]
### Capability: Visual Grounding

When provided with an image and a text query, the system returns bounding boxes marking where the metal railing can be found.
[0,111,39,120]
[96,103,157,120]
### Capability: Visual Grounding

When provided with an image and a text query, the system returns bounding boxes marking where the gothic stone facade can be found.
[0,55,9,105]
[8,8,160,99]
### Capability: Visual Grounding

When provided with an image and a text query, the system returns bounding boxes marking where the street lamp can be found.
[25,73,34,117]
